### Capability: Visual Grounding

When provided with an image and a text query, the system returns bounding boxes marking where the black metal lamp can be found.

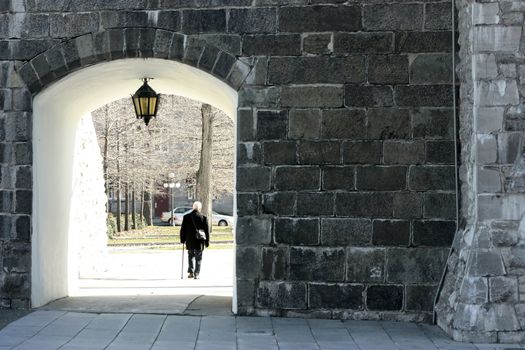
[131,78,160,126]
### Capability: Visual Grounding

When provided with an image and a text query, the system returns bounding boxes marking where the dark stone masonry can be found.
[0,0,524,343]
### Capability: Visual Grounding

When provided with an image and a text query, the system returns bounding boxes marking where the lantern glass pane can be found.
[139,97,149,116]
[132,97,141,116]
[149,97,157,115]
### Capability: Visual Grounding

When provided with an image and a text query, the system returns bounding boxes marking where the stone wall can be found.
[435,0,525,342]
[0,0,456,321]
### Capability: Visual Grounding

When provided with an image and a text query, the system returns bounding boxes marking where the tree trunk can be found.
[116,183,121,233]
[142,183,153,226]
[124,183,129,231]
[196,104,214,228]
[103,107,110,212]
[131,185,137,229]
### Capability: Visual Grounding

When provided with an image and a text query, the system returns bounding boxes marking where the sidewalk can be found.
[0,310,523,350]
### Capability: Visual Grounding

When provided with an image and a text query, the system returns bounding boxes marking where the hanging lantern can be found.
[131,78,160,126]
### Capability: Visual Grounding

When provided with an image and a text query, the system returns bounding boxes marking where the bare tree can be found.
[196,104,214,223]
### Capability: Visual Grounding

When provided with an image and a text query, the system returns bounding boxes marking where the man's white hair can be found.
[193,201,202,211]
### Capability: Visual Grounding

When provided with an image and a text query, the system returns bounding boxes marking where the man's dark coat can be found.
[180,210,210,250]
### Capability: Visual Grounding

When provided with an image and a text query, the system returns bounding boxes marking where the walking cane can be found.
[181,243,184,280]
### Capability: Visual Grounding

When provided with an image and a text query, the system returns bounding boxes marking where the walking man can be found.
[180,201,210,279]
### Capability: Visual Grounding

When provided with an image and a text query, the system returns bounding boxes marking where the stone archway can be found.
[18,28,251,308]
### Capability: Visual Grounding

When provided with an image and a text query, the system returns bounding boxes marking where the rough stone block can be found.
[237,279,255,307]
[302,33,332,55]
[0,191,12,212]
[489,276,518,303]
[31,53,54,86]
[100,10,148,29]
[476,80,519,107]
[10,39,59,61]
[367,285,403,311]
[1,274,29,298]
[474,26,522,53]
[334,32,393,54]
[15,215,30,242]
[14,190,31,214]
[279,6,360,32]
[458,276,487,303]
[345,85,393,107]
[467,250,505,276]
[497,131,522,164]
[386,247,448,283]
[309,283,364,309]
[322,166,354,191]
[212,51,235,78]
[5,113,31,142]
[263,141,297,165]
[408,165,455,191]
[229,8,276,34]
[268,56,365,85]
[321,218,372,246]
[290,247,345,282]
[473,2,500,25]
[237,142,262,165]
[243,34,300,56]
[426,141,455,164]
[364,4,423,31]
[413,220,455,247]
[256,281,306,309]
[474,54,498,79]
[372,220,410,246]
[43,46,68,80]
[298,141,340,165]
[274,166,320,191]
[297,192,334,216]
[262,247,288,280]
[236,166,270,191]
[50,13,99,37]
[410,54,453,84]
[125,28,141,58]
[17,63,41,93]
[395,31,453,53]
[236,216,272,245]
[347,248,385,283]
[475,134,497,166]
[425,2,453,30]
[181,9,226,34]
[275,218,319,246]
[237,246,262,279]
[424,193,456,219]
[13,143,31,165]
[198,44,220,72]
[282,85,343,108]
[384,141,425,164]
[368,55,408,84]
[168,33,184,60]
[239,86,280,109]
[477,167,501,193]
[237,193,259,216]
[321,109,366,139]
[289,109,321,140]
[256,110,287,141]
[262,192,295,216]
[200,34,241,56]
[367,108,410,139]
[406,285,436,311]
[335,192,393,218]
[395,85,453,107]
[356,166,407,191]
[238,109,255,142]
[15,166,30,189]
[412,108,454,139]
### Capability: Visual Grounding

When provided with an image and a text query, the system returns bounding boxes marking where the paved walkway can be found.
[0,311,523,350]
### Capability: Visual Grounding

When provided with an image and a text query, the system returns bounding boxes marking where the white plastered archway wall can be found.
[32,58,238,308]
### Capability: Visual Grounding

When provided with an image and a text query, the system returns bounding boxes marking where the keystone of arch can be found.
[16,28,252,95]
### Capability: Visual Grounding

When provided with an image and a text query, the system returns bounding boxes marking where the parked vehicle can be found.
[160,207,234,226]
[160,207,192,225]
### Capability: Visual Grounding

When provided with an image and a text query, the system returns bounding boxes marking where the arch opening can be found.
[31,58,238,309]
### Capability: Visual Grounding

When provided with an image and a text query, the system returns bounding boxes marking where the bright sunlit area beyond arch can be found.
[31,58,238,310]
